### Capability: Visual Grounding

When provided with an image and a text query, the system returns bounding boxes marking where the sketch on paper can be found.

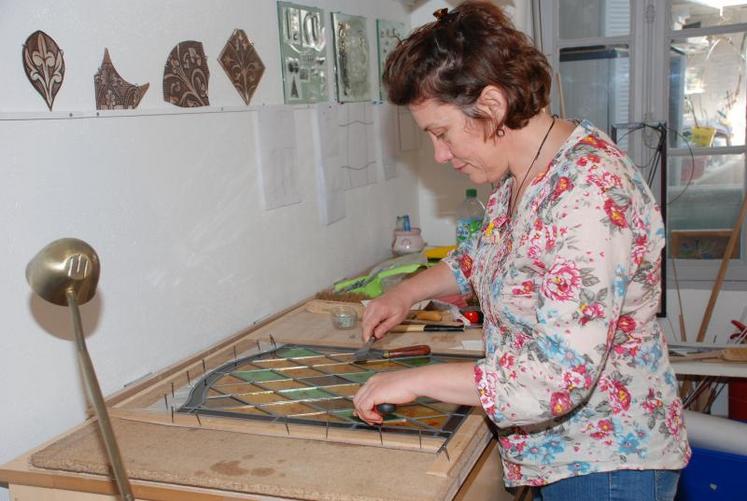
[22,31,65,110]
[375,102,399,180]
[253,106,302,210]
[376,19,407,101]
[163,41,210,107]
[219,29,265,105]
[332,13,370,103]
[277,2,327,104]
[94,49,149,110]
[313,102,376,224]
[313,104,346,225]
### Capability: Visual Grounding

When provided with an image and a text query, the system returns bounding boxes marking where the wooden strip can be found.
[4,463,287,500]
[110,408,445,452]
[696,193,747,342]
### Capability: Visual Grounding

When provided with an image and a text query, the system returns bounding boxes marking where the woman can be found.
[352,2,689,499]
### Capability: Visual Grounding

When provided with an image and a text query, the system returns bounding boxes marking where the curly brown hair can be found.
[383,1,551,136]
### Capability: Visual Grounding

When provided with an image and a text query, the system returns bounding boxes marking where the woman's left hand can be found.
[352,370,420,425]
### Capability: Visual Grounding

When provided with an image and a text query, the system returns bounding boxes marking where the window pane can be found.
[559,0,630,39]
[669,32,747,148]
[668,153,745,259]
[672,1,747,31]
[559,46,630,134]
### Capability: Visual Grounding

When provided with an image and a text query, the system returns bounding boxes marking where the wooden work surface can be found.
[0,301,496,501]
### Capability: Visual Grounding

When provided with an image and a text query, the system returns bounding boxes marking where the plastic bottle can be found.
[455,188,485,245]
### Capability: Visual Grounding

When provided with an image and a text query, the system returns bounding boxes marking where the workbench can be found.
[0,300,509,501]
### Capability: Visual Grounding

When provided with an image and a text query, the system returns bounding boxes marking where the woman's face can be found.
[409,99,506,184]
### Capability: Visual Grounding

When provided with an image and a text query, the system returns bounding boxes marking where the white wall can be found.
[0,2,418,499]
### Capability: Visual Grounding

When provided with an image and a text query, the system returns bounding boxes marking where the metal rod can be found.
[67,291,134,501]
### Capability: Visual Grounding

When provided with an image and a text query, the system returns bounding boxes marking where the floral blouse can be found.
[443,121,690,487]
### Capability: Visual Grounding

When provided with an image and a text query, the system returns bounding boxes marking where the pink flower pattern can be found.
[445,121,689,487]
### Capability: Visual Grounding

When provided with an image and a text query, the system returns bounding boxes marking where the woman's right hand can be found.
[360,289,412,342]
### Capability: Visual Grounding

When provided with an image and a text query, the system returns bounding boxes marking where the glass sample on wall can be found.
[375,102,399,180]
[22,31,64,110]
[94,49,149,110]
[376,19,407,101]
[332,12,371,103]
[558,0,630,39]
[163,41,210,107]
[559,45,630,134]
[253,106,302,210]
[277,1,327,104]
[219,29,265,105]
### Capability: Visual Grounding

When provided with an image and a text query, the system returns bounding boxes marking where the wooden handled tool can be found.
[383,344,431,359]
[670,346,747,362]
[390,324,463,333]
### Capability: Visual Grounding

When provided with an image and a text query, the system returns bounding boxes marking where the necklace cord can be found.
[509,116,556,215]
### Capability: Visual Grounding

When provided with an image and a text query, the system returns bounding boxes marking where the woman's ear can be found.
[477,85,507,125]
[476,85,508,139]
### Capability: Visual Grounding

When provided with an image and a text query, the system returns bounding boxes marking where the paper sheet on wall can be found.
[312,103,346,225]
[253,106,302,210]
[375,102,399,180]
[398,106,421,152]
[338,102,377,189]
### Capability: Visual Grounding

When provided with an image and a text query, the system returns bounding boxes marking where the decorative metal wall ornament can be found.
[94,49,150,110]
[22,30,65,110]
[218,29,265,105]
[332,12,370,103]
[163,41,210,107]
[277,2,327,104]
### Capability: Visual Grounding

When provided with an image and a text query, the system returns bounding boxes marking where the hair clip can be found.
[433,8,449,20]
[433,7,457,25]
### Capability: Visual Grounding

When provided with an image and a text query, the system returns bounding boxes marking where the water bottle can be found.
[455,188,484,245]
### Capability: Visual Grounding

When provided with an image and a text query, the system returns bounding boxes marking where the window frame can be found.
[536,0,747,290]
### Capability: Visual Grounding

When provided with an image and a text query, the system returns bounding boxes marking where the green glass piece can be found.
[232,369,288,383]
[398,356,432,367]
[279,387,334,400]
[275,346,321,358]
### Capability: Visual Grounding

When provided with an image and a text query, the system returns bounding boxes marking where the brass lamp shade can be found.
[26,238,100,306]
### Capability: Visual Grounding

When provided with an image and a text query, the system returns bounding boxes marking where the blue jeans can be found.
[532,470,680,501]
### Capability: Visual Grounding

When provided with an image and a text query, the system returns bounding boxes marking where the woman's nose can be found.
[433,140,452,164]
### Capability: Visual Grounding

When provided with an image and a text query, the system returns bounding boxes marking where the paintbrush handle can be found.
[384,344,431,359]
